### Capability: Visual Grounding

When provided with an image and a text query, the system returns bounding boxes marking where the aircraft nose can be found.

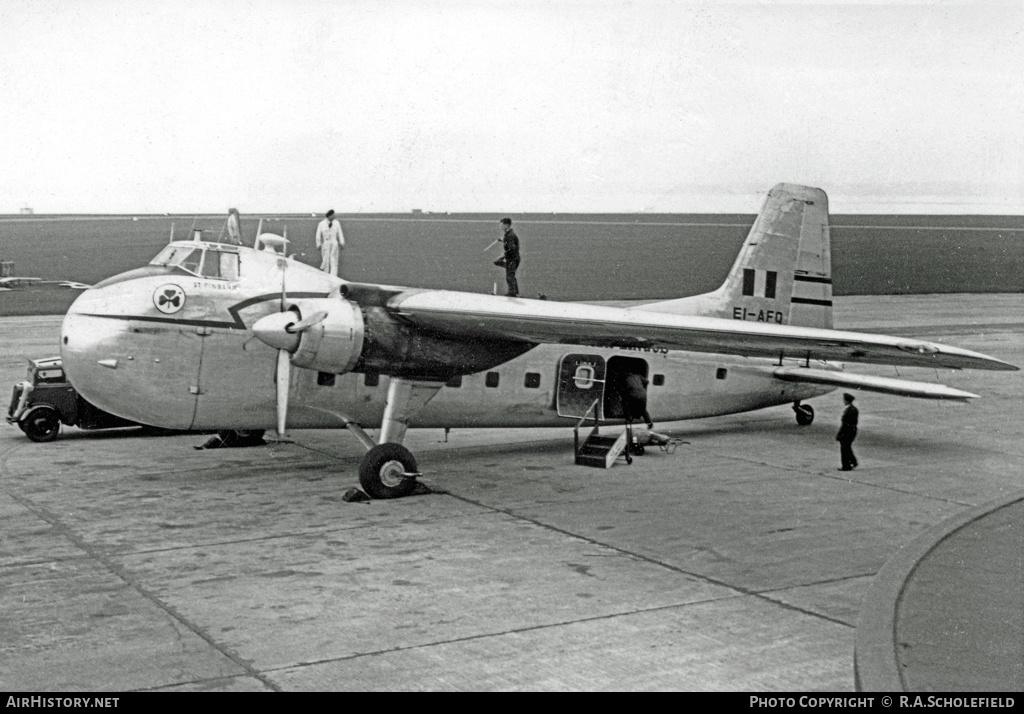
[60,284,202,429]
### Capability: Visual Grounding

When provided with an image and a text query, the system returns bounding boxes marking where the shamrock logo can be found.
[153,284,186,314]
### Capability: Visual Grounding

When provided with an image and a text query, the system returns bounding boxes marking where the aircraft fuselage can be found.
[60,242,832,432]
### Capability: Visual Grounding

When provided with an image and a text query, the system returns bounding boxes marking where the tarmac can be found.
[0,293,1021,691]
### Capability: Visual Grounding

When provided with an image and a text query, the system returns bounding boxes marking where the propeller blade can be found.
[287,310,328,334]
[280,257,286,312]
[276,349,290,438]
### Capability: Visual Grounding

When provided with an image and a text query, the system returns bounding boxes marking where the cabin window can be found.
[716,368,728,380]
[317,372,335,387]
[364,373,380,387]
[524,372,541,389]
[485,372,500,388]
[652,374,665,386]
[446,375,462,388]
[573,364,596,389]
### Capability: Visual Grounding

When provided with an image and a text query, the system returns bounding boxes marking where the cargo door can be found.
[193,327,278,430]
[556,354,606,419]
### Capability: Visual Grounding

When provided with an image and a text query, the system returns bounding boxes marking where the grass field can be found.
[0,212,1021,316]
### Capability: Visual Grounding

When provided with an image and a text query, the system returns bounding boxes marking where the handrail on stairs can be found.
[573,398,601,456]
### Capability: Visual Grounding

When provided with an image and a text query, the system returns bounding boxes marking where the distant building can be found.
[412,208,423,214]
[19,206,33,215]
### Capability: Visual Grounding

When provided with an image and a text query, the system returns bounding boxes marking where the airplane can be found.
[59,184,1017,498]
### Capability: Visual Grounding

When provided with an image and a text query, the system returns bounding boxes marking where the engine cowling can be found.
[287,298,365,374]
[251,295,532,382]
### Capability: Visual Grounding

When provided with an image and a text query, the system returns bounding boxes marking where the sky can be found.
[1,0,1023,214]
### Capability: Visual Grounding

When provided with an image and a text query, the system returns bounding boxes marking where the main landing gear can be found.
[352,377,444,499]
[793,401,815,426]
[359,443,419,499]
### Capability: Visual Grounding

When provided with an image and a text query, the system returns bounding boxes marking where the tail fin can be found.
[638,183,833,329]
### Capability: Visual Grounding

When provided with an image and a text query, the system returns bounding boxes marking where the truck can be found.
[7,356,138,442]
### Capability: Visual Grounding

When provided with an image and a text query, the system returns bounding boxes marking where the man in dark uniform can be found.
[622,372,654,430]
[494,217,521,297]
[836,393,859,471]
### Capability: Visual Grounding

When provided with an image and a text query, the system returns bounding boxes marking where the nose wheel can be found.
[358,443,420,499]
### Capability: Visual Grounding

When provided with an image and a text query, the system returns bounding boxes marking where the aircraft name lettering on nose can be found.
[733,307,784,324]
[192,281,239,291]
[620,346,669,354]
[153,284,186,314]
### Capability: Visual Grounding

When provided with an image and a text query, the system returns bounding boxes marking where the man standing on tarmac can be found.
[836,392,859,471]
[494,217,521,297]
[315,209,345,276]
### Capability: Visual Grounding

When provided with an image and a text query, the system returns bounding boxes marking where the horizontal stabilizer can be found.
[773,367,979,401]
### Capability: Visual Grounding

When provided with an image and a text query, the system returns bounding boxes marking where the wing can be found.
[772,367,979,400]
[380,290,1017,372]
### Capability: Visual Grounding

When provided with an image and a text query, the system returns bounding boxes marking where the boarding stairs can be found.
[573,399,634,468]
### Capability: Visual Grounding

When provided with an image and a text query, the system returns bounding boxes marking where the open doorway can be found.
[603,356,650,423]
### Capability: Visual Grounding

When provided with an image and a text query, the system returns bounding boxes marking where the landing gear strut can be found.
[355,377,445,499]
[793,402,814,426]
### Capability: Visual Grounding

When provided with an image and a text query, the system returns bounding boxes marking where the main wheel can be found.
[358,443,419,499]
[794,404,815,426]
[22,406,61,442]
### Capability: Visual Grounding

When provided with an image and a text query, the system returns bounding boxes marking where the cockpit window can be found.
[150,244,239,281]
[151,245,199,271]
[180,249,203,275]
[218,252,239,280]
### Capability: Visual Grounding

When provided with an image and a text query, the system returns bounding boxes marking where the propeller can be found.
[276,259,292,438]
[249,257,327,440]
[267,311,327,437]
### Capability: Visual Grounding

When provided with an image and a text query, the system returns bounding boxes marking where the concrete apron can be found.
[0,296,1021,691]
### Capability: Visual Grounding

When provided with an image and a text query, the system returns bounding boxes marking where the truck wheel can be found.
[23,406,61,442]
[358,443,418,499]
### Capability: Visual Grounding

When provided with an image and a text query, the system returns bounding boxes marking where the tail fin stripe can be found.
[792,297,833,306]
[793,275,832,284]
[742,269,755,296]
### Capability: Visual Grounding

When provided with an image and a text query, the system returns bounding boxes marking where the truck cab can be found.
[7,356,137,442]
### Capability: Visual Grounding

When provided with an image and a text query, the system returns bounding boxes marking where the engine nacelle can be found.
[288,298,365,374]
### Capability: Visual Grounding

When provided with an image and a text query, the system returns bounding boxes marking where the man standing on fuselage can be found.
[316,209,345,276]
[494,217,521,297]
